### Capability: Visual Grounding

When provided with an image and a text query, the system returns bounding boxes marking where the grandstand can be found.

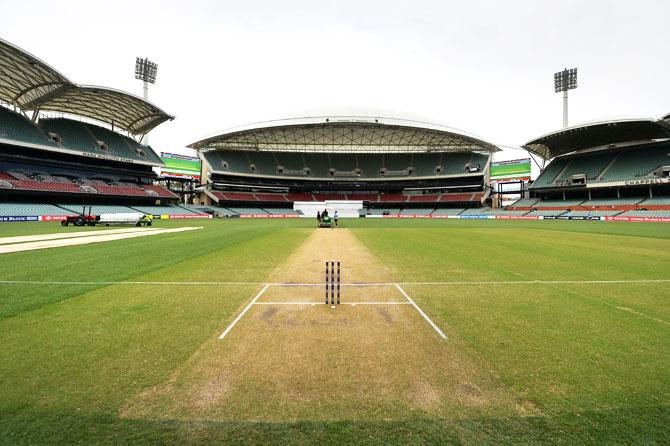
[191,115,498,214]
[0,37,185,220]
[514,117,670,218]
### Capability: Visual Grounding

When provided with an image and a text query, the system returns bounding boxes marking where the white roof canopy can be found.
[0,37,173,135]
[189,116,500,153]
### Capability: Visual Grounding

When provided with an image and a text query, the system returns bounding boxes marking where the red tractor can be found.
[61,207,99,227]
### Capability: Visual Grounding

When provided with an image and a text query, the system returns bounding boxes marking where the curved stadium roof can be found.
[189,115,500,153]
[523,117,670,159]
[0,37,173,135]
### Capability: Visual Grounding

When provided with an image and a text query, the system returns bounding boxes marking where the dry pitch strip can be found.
[218,261,447,341]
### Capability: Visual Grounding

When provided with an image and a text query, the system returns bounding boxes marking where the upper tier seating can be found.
[440,193,476,202]
[532,143,670,189]
[255,193,288,202]
[286,192,315,201]
[205,150,489,179]
[39,118,161,164]
[408,194,441,202]
[600,145,670,182]
[553,152,616,184]
[0,107,56,147]
[378,193,407,202]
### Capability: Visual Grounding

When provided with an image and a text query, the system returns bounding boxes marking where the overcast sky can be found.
[3,0,669,171]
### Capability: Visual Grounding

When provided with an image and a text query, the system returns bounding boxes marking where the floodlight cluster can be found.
[135,57,158,84]
[554,68,578,93]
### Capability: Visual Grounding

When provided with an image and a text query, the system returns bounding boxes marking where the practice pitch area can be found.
[0,218,668,445]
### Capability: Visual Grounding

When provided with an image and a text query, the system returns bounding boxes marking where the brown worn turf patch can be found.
[120,229,525,422]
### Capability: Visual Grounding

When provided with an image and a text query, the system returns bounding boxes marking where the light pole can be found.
[135,57,158,144]
[554,68,578,128]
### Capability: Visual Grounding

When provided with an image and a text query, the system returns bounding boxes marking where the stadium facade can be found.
[189,116,499,217]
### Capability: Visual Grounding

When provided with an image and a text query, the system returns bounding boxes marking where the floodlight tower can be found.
[135,57,158,144]
[554,68,578,128]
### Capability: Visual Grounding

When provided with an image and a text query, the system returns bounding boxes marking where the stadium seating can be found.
[400,208,434,215]
[225,207,268,215]
[286,192,315,201]
[0,203,72,216]
[527,210,566,217]
[129,205,202,215]
[208,190,485,204]
[459,207,491,215]
[563,210,622,217]
[246,151,278,175]
[39,118,161,164]
[142,185,179,199]
[262,208,300,215]
[532,143,670,189]
[40,118,99,153]
[407,194,441,202]
[580,198,643,206]
[0,107,55,147]
[509,198,539,207]
[530,157,572,188]
[356,154,383,177]
[255,193,288,202]
[439,193,476,202]
[553,152,615,184]
[366,208,401,215]
[313,193,346,200]
[484,209,529,216]
[431,208,464,216]
[599,145,670,182]
[641,197,670,205]
[533,199,585,207]
[59,204,137,215]
[204,150,490,179]
[619,210,670,217]
[378,193,407,202]
[346,193,378,201]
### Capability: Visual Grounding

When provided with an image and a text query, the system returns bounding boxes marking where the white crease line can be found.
[1,279,669,286]
[218,284,270,340]
[395,283,448,340]
[266,283,395,287]
[399,279,670,285]
[253,301,411,305]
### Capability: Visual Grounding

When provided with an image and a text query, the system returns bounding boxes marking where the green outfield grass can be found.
[0,218,668,445]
